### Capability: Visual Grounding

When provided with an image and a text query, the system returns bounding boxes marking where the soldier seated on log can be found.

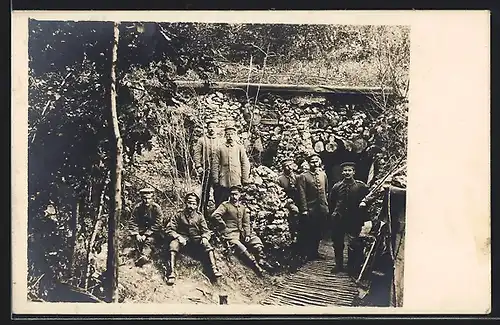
[165,192,222,285]
[128,187,164,267]
[210,185,271,276]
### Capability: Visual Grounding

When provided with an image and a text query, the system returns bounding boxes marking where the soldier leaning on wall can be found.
[193,118,221,217]
[296,153,330,261]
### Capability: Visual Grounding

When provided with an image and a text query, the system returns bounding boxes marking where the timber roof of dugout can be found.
[175,80,395,98]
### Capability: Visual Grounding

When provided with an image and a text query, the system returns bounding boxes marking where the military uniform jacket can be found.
[211,201,251,241]
[328,178,369,234]
[193,134,221,176]
[129,202,163,236]
[296,169,329,215]
[277,173,299,204]
[213,142,251,188]
[166,209,211,241]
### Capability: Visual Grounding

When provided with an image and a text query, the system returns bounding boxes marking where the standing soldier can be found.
[299,159,310,175]
[296,153,329,261]
[128,188,164,267]
[212,121,251,207]
[277,158,300,253]
[210,185,269,276]
[328,162,370,275]
[165,192,222,285]
[193,118,221,216]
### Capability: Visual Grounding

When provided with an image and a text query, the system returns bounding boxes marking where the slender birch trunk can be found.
[106,21,122,303]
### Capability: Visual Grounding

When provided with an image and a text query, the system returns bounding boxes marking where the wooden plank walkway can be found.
[260,240,360,307]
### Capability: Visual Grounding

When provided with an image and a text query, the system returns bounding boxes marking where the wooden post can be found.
[219,294,228,305]
[106,21,123,303]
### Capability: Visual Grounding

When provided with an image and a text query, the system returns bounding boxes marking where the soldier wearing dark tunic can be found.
[277,158,301,253]
[128,188,164,266]
[165,192,222,285]
[328,161,370,275]
[210,185,269,276]
[296,153,329,260]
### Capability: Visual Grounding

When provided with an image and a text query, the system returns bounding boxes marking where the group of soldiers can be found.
[278,153,372,276]
[128,117,376,286]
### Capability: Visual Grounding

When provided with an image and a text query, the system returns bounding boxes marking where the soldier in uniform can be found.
[299,160,310,175]
[296,153,329,260]
[212,121,251,207]
[277,158,301,253]
[193,118,221,216]
[128,188,164,267]
[328,161,370,275]
[210,185,269,276]
[165,192,222,285]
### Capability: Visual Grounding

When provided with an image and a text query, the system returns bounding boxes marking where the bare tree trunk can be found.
[84,178,107,290]
[106,21,122,303]
[69,199,81,286]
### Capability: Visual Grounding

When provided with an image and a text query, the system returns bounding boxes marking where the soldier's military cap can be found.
[307,152,321,161]
[205,118,217,125]
[340,161,356,168]
[224,120,237,131]
[184,192,200,203]
[229,185,242,192]
[139,187,155,194]
[281,157,294,166]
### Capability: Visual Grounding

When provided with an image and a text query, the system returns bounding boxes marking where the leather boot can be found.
[241,249,264,276]
[208,250,222,278]
[331,255,344,274]
[167,251,177,285]
[255,247,272,271]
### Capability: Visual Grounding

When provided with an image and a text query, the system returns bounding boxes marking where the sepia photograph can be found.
[12,10,490,316]
[25,18,408,307]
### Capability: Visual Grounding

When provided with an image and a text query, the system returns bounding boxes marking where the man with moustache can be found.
[128,187,164,267]
[296,153,329,261]
[165,192,222,285]
[212,121,251,207]
[193,118,221,216]
[328,161,370,275]
[210,185,269,276]
[277,158,301,254]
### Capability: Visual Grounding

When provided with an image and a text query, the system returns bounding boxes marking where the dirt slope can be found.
[94,242,286,304]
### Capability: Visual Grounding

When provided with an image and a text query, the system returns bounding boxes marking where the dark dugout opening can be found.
[318,139,375,189]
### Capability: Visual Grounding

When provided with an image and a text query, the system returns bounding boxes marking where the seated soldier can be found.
[165,192,222,285]
[128,187,164,267]
[210,185,270,276]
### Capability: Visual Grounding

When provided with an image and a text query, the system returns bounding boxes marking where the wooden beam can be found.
[174,80,394,97]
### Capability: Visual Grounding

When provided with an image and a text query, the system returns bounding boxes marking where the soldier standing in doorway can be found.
[296,153,329,261]
[212,121,251,207]
[328,161,370,275]
[128,188,164,267]
[165,192,222,285]
[193,118,221,216]
[210,185,271,276]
